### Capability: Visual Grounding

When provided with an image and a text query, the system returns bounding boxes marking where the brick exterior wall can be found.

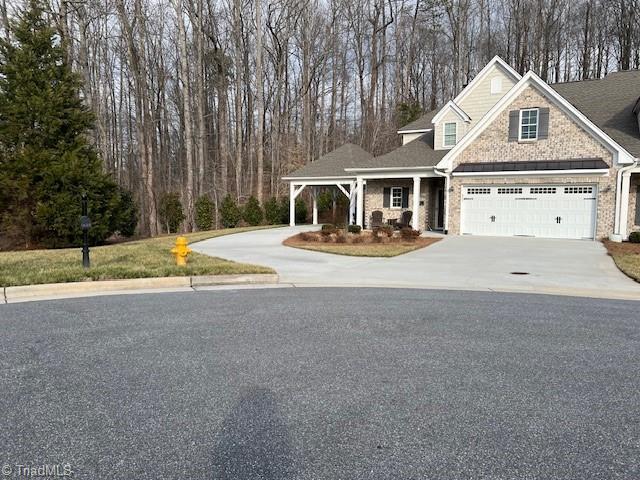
[364,179,433,230]
[629,173,640,234]
[448,85,619,239]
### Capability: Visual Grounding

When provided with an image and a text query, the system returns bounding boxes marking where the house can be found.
[283,57,640,241]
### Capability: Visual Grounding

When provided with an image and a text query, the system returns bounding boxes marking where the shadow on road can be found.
[211,387,295,479]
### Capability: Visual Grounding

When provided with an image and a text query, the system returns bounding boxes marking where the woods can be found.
[1,0,639,239]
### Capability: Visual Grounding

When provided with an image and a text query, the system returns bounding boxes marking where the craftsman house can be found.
[283,56,640,240]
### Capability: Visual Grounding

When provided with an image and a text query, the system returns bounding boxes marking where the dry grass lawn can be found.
[0,226,276,287]
[284,233,440,257]
[603,240,640,282]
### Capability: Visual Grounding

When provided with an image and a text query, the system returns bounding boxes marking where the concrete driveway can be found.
[192,226,640,299]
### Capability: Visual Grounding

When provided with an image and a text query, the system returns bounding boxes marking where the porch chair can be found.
[397,210,413,229]
[370,210,384,230]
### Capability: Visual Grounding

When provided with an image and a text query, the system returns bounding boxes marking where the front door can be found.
[435,189,445,229]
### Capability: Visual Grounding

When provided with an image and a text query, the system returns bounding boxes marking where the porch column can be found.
[412,176,421,230]
[620,171,632,239]
[312,187,318,225]
[349,181,356,225]
[356,177,364,227]
[289,182,296,226]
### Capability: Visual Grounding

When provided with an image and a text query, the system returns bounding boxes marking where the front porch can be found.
[286,173,446,232]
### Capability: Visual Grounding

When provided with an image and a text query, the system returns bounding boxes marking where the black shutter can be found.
[635,185,640,225]
[508,110,519,141]
[383,187,390,208]
[538,107,550,139]
[402,187,410,208]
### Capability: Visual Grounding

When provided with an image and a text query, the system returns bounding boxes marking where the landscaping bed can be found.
[603,239,640,282]
[0,226,276,287]
[283,226,440,257]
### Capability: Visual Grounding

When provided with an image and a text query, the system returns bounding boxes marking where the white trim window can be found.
[443,122,457,147]
[519,108,539,140]
[390,187,403,209]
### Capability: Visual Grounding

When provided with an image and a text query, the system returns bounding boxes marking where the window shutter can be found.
[538,107,550,139]
[402,188,410,208]
[383,187,390,208]
[635,185,640,225]
[508,110,519,141]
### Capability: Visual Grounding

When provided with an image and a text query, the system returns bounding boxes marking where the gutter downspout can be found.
[434,168,450,234]
[612,158,638,242]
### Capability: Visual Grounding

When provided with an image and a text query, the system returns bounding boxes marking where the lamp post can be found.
[80,193,91,269]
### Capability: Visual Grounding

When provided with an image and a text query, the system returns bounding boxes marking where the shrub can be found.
[158,192,185,233]
[350,234,364,244]
[317,190,334,213]
[400,227,421,241]
[264,197,281,225]
[321,224,337,236]
[380,225,394,237]
[219,194,242,228]
[335,232,347,243]
[195,195,214,230]
[347,225,362,234]
[629,231,640,243]
[242,196,264,226]
[112,190,138,237]
[278,197,308,224]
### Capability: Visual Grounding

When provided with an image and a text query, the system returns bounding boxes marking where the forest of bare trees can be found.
[2,0,638,234]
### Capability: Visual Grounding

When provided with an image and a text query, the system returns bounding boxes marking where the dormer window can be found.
[519,108,539,141]
[443,122,457,147]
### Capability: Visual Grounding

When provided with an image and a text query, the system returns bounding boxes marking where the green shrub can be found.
[629,231,640,243]
[242,196,264,226]
[264,197,281,225]
[219,194,242,228]
[112,190,138,237]
[400,227,421,241]
[158,193,185,233]
[278,197,307,224]
[195,195,214,230]
[317,190,333,213]
[321,224,337,235]
[348,225,362,234]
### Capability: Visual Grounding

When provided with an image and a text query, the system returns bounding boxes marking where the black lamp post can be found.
[80,193,91,269]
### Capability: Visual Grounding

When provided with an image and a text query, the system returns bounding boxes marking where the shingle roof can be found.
[552,71,640,157]
[397,110,437,132]
[347,131,446,170]
[283,143,373,178]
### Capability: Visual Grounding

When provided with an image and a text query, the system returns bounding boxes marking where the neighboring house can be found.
[283,57,640,241]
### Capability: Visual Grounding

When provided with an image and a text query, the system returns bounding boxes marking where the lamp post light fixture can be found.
[80,193,91,269]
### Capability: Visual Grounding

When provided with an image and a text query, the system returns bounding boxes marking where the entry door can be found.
[435,189,445,229]
[460,185,597,239]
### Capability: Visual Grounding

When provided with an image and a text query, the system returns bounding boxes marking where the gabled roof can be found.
[452,56,521,107]
[552,70,640,158]
[437,70,637,170]
[282,143,372,179]
[431,100,471,124]
[397,110,437,133]
[345,131,446,171]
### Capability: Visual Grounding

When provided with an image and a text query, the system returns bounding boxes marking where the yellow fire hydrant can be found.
[171,236,192,266]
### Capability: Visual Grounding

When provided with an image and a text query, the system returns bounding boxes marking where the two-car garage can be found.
[460,184,597,239]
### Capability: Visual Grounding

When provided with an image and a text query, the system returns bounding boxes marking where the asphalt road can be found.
[1,288,639,479]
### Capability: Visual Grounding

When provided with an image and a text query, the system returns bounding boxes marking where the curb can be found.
[2,274,279,304]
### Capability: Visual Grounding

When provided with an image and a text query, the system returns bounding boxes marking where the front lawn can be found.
[603,240,640,282]
[0,226,276,287]
[283,230,440,257]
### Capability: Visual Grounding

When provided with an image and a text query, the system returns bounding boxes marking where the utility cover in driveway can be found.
[460,184,597,239]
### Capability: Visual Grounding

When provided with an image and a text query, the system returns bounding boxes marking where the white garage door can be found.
[460,185,597,239]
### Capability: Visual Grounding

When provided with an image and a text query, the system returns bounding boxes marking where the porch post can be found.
[412,176,421,230]
[356,177,364,227]
[289,182,296,226]
[312,187,318,225]
[620,171,632,239]
[349,181,356,225]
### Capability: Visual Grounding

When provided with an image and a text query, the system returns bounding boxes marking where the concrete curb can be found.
[2,274,279,304]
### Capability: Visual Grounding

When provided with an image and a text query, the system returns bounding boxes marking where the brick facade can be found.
[364,179,442,230]
[448,85,620,239]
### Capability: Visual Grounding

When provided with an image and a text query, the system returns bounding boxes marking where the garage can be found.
[460,184,597,239]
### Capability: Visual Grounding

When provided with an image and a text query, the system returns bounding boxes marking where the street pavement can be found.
[1,288,639,479]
